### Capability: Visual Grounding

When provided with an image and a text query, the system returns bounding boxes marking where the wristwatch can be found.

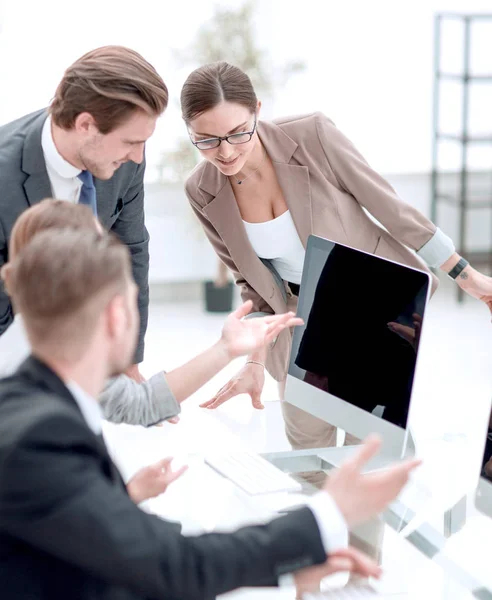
[448,257,469,279]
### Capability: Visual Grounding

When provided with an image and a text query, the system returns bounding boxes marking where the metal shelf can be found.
[431,13,492,301]
[435,193,492,210]
[438,73,492,82]
[437,13,492,20]
[436,133,492,144]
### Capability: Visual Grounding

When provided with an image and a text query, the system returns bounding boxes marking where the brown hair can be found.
[7,199,96,260]
[51,45,169,134]
[8,229,132,359]
[181,61,257,122]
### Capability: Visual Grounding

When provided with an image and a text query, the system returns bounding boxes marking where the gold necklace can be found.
[234,148,267,185]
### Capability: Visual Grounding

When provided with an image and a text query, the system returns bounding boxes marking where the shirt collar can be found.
[66,380,103,435]
[41,115,82,179]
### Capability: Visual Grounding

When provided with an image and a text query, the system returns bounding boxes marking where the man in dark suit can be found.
[0,227,419,599]
[0,45,168,379]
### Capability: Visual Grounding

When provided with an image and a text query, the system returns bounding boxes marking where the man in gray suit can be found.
[0,45,168,379]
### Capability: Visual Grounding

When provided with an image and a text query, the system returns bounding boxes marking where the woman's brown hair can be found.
[181,61,257,123]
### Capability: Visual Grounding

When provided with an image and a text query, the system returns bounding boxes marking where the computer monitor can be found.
[475,406,492,517]
[284,235,431,461]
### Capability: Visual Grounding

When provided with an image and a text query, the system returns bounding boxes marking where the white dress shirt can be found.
[41,115,83,202]
[66,380,104,435]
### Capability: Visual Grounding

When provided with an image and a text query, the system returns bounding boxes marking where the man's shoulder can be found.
[0,375,88,452]
[0,110,47,184]
[0,109,47,153]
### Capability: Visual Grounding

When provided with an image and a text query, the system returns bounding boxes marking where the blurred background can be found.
[1,0,492,293]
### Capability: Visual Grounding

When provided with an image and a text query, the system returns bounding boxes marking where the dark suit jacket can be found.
[0,110,149,362]
[0,357,326,600]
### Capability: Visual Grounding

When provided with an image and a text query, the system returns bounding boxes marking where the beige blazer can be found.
[185,112,439,381]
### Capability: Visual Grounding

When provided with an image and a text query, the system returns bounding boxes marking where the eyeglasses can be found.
[189,115,257,151]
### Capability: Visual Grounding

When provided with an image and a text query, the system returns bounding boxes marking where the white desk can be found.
[102,400,490,599]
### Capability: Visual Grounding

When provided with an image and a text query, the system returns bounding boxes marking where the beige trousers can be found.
[278,379,360,454]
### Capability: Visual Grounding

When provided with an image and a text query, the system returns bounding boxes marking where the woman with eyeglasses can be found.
[181,61,492,454]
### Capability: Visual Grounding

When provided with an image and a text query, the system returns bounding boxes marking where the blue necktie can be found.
[77,170,98,216]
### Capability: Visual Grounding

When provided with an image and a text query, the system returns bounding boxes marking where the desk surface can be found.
[102,399,491,599]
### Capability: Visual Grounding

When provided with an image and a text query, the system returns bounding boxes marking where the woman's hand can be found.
[457,268,492,315]
[387,313,422,351]
[126,458,188,504]
[200,362,266,410]
[441,254,492,315]
[219,300,302,360]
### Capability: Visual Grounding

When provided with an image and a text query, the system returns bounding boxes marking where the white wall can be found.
[1,0,492,177]
[268,0,492,174]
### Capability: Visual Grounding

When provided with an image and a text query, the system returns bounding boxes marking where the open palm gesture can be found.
[220,300,303,360]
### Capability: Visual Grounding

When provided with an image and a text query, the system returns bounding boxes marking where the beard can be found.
[78,147,122,181]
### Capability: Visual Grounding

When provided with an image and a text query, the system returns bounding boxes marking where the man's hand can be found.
[294,547,382,598]
[126,458,188,504]
[124,363,146,383]
[220,300,303,360]
[324,435,421,528]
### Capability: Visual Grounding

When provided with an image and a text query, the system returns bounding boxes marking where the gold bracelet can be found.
[246,360,265,368]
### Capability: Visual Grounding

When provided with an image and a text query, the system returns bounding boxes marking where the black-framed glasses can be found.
[189,115,257,151]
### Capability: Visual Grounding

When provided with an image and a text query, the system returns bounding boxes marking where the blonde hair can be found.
[8,229,132,361]
[7,199,96,260]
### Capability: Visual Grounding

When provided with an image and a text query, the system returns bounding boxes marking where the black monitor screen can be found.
[481,409,492,483]
[289,236,430,429]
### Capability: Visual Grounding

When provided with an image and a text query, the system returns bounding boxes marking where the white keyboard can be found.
[305,584,381,599]
[204,451,302,495]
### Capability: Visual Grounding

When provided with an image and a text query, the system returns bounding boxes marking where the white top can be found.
[243,210,305,285]
[243,209,456,281]
[41,115,83,203]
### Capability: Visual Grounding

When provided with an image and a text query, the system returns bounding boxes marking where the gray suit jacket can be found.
[0,109,149,362]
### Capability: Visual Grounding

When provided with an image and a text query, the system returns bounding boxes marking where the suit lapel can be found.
[23,172,52,207]
[202,180,284,308]
[21,111,52,206]
[273,162,312,248]
[93,433,126,489]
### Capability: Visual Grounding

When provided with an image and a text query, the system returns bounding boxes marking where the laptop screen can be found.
[289,235,430,429]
